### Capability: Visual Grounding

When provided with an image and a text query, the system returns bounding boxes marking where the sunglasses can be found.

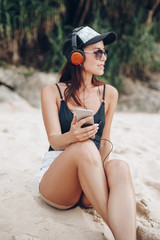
[84,49,108,60]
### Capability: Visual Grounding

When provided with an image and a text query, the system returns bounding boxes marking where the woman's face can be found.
[82,40,107,76]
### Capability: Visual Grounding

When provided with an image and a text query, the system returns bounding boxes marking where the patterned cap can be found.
[62,26,116,60]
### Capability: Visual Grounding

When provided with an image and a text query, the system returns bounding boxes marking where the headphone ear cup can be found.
[70,50,85,65]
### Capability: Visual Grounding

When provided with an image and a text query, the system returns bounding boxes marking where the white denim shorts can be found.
[37,150,63,186]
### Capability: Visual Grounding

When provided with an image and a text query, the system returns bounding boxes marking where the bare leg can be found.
[104,160,137,240]
[39,140,109,224]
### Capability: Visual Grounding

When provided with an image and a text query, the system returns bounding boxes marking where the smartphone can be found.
[75,108,94,128]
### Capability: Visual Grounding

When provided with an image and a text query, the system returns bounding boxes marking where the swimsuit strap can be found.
[56,83,105,102]
[55,83,63,100]
[102,84,106,102]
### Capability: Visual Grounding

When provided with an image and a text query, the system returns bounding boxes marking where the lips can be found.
[98,64,105,69]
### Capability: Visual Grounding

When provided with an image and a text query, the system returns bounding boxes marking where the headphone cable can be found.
[93,137,113,167]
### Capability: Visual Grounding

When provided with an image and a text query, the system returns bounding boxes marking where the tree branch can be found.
[146,0,160,25]
[79,0,91,26]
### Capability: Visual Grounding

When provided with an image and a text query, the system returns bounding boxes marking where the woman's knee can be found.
[69,140,101,166]
[104,159,131,187]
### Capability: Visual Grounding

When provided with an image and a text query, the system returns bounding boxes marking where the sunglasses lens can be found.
[96,50,103,60]
[95,50,108,60]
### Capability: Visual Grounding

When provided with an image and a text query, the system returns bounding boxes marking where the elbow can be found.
[49,144,61,151]
[48,135,59,151]
[48,134,65,151]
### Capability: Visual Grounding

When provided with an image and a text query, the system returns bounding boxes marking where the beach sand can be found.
[0,100,160,240]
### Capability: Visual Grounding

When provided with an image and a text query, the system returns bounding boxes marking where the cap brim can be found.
[83,31,116,47]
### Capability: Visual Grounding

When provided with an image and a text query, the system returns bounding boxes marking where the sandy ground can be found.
[0,101,160,240]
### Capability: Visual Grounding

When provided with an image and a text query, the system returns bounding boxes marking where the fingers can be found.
[82,123,99,134]
[82,124,99,140]
[70,116,99,142]
[77,116,93,128]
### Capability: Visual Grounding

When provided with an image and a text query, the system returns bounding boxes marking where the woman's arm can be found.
[41,85,71,150]
[41,85,98,150]
[99,85,118,163]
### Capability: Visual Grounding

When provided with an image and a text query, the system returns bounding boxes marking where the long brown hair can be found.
[59,60,104,106]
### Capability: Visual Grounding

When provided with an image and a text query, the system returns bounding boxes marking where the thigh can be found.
[39,144,83,207]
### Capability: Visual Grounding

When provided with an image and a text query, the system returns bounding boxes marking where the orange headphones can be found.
[70,30,85,65]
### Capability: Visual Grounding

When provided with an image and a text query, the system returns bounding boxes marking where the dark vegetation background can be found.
[0,0,160,91]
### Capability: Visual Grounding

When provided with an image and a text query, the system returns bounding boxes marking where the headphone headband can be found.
[70,29,85,65]
[71,33,77,49]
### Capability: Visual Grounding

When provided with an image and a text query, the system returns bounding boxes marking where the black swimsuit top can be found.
[49,83,106,151]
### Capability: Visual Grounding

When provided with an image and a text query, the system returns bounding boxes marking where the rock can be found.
[0,65,29,88]
[121,77,135,95]
[118,81,160,112]
[147,72,160,91]
[16,71,58,108]
[0,85,32,111]
[0,65,58,108]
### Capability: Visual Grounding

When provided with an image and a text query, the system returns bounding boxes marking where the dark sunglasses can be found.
[84,49,108,60]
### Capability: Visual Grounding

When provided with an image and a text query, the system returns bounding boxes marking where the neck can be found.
[81,70,93,89]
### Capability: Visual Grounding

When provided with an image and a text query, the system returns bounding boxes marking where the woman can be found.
[39,26,137,240]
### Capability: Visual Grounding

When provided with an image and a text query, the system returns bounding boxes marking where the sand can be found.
[0,100,160,240]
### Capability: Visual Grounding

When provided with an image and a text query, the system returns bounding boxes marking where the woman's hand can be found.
[69,115,99,142]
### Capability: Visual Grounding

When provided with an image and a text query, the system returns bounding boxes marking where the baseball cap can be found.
[62,26,116,60]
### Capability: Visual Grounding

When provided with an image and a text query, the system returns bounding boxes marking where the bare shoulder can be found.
[57,82,67,87]
[41,84,59,100]
[105,84,119,102]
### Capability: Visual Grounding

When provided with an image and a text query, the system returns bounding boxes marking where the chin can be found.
[94,70,104,76]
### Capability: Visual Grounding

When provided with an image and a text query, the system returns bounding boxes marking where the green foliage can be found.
[24,71,33,78]
[151,60,160,72]
[0,60,8,67]
[0,0,66,38]
[148,20,160,42]
[150,43,160,72]
[42,21,67,72]
[120,23,155,76]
